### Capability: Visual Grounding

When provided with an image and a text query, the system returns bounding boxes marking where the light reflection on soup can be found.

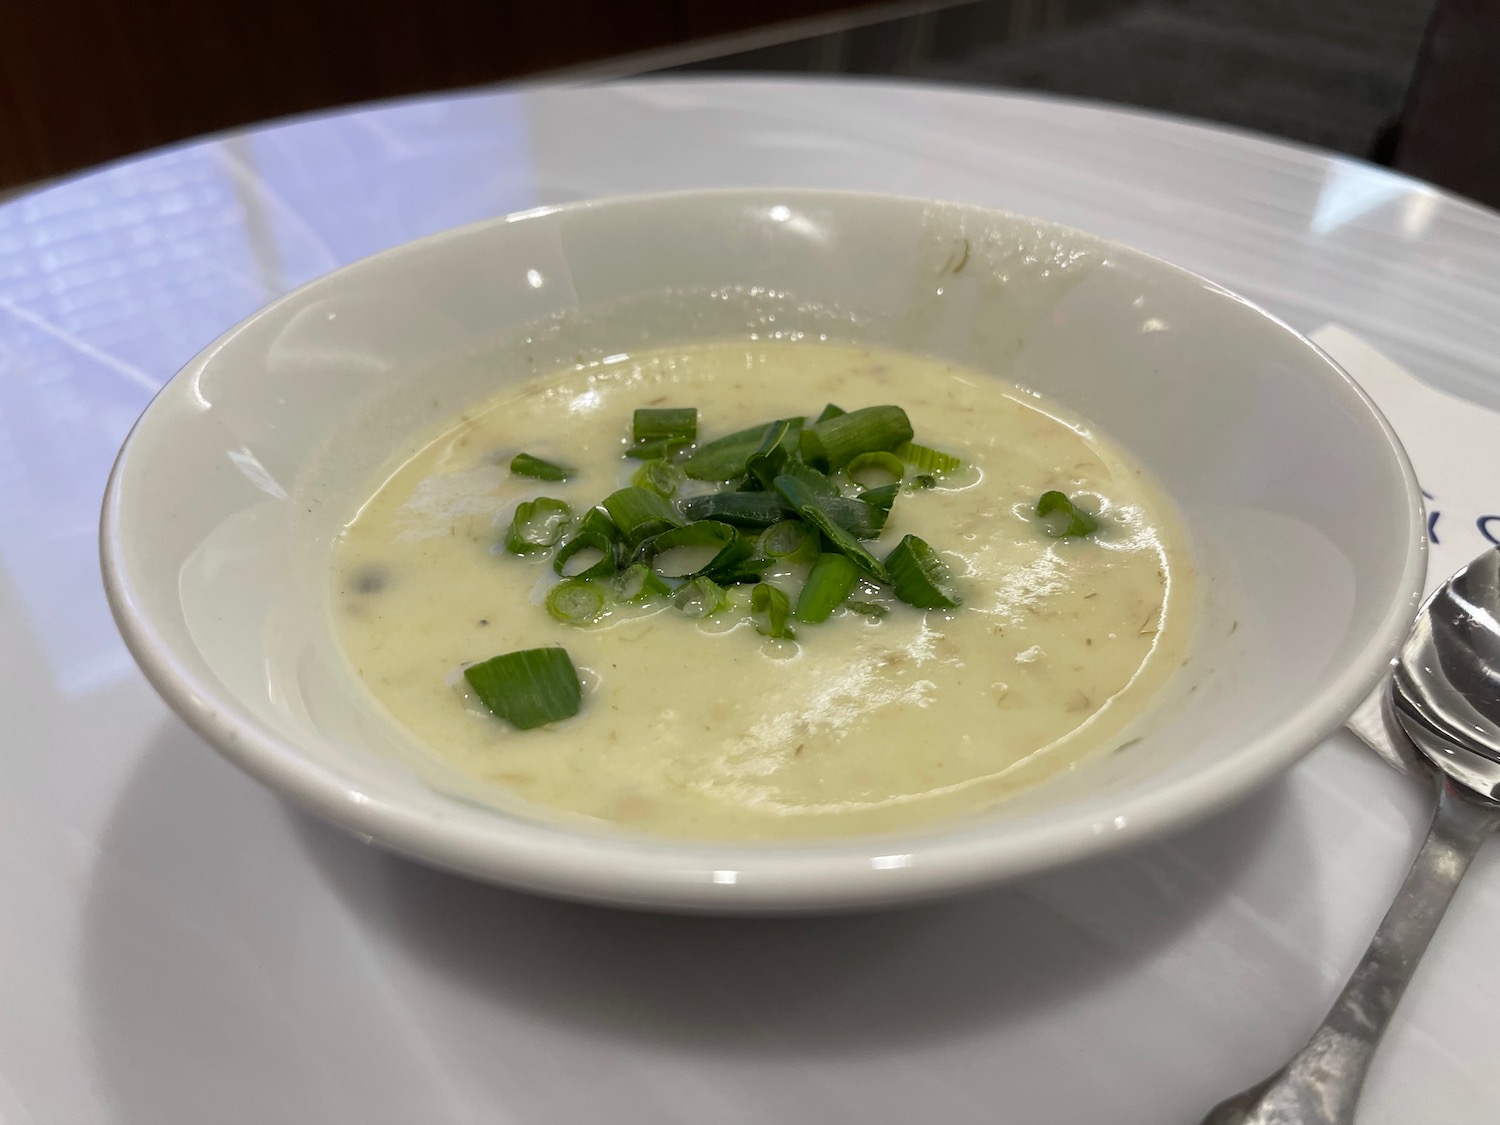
[332,340,1193,840]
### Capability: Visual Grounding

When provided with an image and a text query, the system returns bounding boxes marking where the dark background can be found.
[1,0,1495,208]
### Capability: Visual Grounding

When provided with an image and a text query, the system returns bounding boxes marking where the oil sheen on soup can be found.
[333,340,1194,840]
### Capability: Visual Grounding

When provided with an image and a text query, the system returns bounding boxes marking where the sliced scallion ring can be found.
[794,553,859,623]
[758,520,820,566]
[751,583,795,639]
[615,562,672,602]
[845,451,905,489]
[681,422,776,481]
[509,452,572,481]
[631,458,687,498]
[545,578,607,625]
[800,405,913,471]
[1036,490,1099,537]
[633,407,697,447]
[553,507,620,579]
[896,440,963,477]
[885,534,962,609]
[504,497,571,554]
[673,575,731,618]
[600,486,684,547]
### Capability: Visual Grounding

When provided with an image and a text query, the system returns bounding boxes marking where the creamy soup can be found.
[332,340,1193,840]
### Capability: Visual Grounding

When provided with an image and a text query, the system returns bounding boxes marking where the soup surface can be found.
[333,340,1193,839]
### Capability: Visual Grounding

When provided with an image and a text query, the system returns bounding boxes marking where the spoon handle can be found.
[1200,778,1499,1125]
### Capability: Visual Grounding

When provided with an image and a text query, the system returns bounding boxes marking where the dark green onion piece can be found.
[633,407,697,447]
[1036,490,1099,537]
[681,422,775,481]
[601,486,684,547]
[759,520,820,566]
[626,437,686,461]
[857,483,900,514]
[820,495,888,540]
[897,440,963,476]
[746,418,804,490]
[631,458,686,497]
[545,579,607,625]
[463,647,581,730]
[678,491,794,528]
[845,451,905,489]
[510,452,572,481]
[777,459,840,497]
[800,405,913,471]
[815,403,846,423]
[704,531,772,584]
[846,600,890,619]
[673,576,730,618]
[885,534,962,609]
[774,474,888,581]
[553,508,620,579]
[504,497,571,554]
[795,552,860,622]
[615,562,672,602]
[751,583,796,639]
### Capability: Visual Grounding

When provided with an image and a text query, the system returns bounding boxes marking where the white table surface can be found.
[3,76,1499,1125]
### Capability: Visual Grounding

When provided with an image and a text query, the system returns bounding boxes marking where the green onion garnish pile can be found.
[472,405,1096,730]
[505,404,966,634]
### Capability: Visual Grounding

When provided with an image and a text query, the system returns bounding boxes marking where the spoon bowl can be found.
[1395,548,1500,799]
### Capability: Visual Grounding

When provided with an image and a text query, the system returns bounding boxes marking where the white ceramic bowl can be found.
[101,190,1424,913]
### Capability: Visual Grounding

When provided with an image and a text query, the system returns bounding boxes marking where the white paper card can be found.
[1311,324,1500,758]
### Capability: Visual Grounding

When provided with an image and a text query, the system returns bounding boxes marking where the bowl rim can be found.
[99,187,1427,912]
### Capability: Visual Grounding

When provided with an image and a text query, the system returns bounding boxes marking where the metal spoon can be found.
[1202,548,1500,1125]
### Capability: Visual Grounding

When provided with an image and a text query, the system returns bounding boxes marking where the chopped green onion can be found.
[510,452,572,481]
[897,441,963,477]
[774,474,888,581]
[673,576,730,618]
[463,647,582,730]
[759,520,820,565]
[1036,490,1099,537]
[636,520,735,574]
[704,532,772,584]
[777,459,840,497]
[545,578,607,625]
[600,486,684,547]
[746,418,804,490]
[633,407,697,446]
[751,583,795,639]
[857,483,900,513]
[815,403,846,423]
[885,534,962,609]
[504,497,572,554]
[795,552,860,622]
[678,491,794,528]
[681,422,775,481]
[845,451,905,489]
[631,458,686,497]
[553,508,620,579]
[820,495,888,540]
[626,437,685,461]
[846,600,890,619]
[615,562,672,602]
[800,405,913,471]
